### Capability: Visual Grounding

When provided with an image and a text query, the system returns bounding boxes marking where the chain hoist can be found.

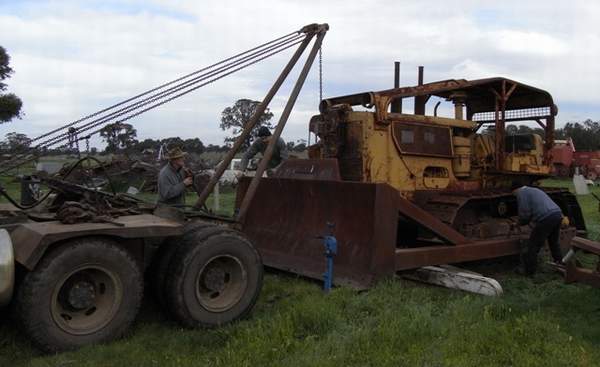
[309,45,324,147]
[319,46,323,102]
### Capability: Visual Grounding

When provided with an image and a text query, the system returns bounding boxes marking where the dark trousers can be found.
[524,211,563,275]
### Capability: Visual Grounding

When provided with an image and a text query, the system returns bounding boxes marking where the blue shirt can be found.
[515,186,562,224]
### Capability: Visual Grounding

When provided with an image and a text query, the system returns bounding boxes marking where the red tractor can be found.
[549,138,575,177]
[573,151,600,180]
[549,138,600,180]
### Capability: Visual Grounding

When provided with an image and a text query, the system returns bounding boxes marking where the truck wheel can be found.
[150,221,213,311]
[15,238,143,353]
[165,227,263,328]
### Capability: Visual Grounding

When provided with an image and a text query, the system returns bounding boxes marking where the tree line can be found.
[0,97,308,155]
[504,119,600,151]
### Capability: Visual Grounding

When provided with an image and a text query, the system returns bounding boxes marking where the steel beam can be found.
[194,26,320,209]
[395,238,522,270]
[237,25,328,222]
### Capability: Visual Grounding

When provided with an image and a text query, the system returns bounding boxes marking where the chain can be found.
[68,127,81,159]
[319,46,323,102]
[67,127,76,150]
[308,45,323,147]
[85,137,90,155]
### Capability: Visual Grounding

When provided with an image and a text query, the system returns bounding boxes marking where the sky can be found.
[1,0,599,148]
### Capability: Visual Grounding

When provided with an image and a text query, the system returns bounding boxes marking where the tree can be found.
[135,138,160,153]
[4,132,31,153]
[161,137,184,151]
[100,122,138,153]
[183,138,205,154]
[506,124,544,136]
[205,144,227,152]
[220,99,274,149]
[0,46,23,123]
[558,119,600,151]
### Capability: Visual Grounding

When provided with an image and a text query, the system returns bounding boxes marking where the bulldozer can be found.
[235,74,586,288]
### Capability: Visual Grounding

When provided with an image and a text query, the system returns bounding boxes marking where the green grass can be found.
[1,178,600,366]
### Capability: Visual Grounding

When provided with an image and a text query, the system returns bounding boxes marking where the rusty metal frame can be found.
[395,238,521,270]
[194,23,328,210]
[489,80,518,170]
[320,77,555,121]
[9,214,183,270]
[320,77,557,171]
[238,25,328,222]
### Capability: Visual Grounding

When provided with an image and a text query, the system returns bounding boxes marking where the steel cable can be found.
[1,34,306,173]
[27,30,301,145]
[0,37,306,173]
[31,35,304,149]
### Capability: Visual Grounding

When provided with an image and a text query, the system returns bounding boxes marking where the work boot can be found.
[546,260,566,274]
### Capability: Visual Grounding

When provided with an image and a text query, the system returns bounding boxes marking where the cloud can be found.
[0,0,599,148]
[493,30,568,56]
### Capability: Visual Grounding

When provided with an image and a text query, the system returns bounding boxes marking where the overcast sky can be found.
[1,0,599,148]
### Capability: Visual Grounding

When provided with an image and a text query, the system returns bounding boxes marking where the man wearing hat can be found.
[511,181,564,275]
[239,126,289,175]
[157,147,193,205]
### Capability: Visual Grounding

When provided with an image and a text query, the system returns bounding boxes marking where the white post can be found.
[213,181,220,212]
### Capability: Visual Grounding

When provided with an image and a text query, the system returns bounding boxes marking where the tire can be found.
[150,220,213,311]
[165,227,263,328]
[15,237,143,353]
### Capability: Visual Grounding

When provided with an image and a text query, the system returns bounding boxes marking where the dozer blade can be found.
[402,265,503,297]
[237,178,402,288]
[237,177,471,289]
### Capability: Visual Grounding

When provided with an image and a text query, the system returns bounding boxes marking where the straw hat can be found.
[166,147,187,160]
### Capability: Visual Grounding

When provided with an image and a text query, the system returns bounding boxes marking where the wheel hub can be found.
[67,281,96,310]
[195,255,248,312]
[203,267,227,292]
[51,265,122,336]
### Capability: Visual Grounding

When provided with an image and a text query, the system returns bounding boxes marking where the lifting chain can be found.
[309,45,323,147]
[67,127,82,160]
[319,45,323,102]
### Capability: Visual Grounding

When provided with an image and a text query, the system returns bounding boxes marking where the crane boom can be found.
[0,23,328,175]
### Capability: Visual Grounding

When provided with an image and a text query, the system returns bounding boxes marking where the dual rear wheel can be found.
[16,222,262,352]
[156,223,263,327]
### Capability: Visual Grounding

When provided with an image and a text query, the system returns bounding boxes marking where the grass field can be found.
[1,178,600,366]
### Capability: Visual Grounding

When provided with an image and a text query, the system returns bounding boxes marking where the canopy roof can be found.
[320,77,555,115]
